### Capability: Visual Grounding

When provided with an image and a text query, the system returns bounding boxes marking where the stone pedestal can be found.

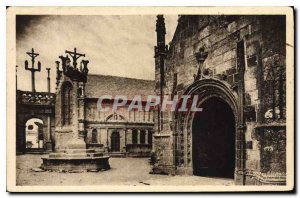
[45,141,53,152]
[67,138,86,149]
[42,148,110,172]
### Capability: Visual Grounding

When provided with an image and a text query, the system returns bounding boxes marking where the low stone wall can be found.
[126,144,151,157]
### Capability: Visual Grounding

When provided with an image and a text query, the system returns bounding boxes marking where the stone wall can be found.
[153,15,286,185]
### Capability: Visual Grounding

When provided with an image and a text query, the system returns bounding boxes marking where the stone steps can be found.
[49,152,104,158]
[109,152,127,158]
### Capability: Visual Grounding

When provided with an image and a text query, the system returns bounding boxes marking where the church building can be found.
[54,55,155,157]
[16,55,155,158]
[152,15,286,185]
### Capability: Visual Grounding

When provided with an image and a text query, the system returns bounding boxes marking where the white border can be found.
[1,1,297,195]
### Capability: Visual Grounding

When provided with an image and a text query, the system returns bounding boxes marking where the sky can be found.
[16,15,178,92]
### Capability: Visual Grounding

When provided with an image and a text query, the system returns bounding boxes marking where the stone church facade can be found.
[152,15,286,185]
[54,67,155,157]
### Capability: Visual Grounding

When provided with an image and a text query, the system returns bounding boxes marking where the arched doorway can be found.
[111,131,120,152]
[192,97,235,178]
[25,118,44,149]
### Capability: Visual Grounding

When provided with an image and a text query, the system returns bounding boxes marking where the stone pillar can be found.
[45,115,52,151]
[120,129,126,152]
[68,80,85,149]
[78,82,86,140]
[100,128,106,145]
[105,128,109,152]
[137,129,140,144]
[126,129,132,144]
[47,116,51,141]
[125,129,127,145]
[72,81,79,137]
[145,129,148,144]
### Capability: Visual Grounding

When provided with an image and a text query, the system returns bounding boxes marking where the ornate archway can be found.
[174,78,243,180]
[16,90,55,153]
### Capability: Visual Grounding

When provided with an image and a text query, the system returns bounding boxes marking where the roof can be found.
[85,74,155,101]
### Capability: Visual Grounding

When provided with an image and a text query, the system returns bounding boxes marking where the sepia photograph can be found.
[6,7,294,192]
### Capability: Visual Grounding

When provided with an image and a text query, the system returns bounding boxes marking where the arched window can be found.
[132,129,138,144]
[92,129,98,143]
[140,130,146,144]
[61,82,73,126]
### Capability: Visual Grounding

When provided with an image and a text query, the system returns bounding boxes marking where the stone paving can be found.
[16,154,234,186]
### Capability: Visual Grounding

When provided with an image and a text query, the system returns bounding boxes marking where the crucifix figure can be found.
[24,48,41,92]
[194,47,208,81]
[65,48,85,68]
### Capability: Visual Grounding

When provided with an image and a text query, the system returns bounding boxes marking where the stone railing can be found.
[17,90,55,106]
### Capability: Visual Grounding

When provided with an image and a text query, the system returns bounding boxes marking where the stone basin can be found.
[41,149,110,172]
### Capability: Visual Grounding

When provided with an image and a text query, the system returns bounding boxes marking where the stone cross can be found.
[65,48,85,68]
[24,48,41,92]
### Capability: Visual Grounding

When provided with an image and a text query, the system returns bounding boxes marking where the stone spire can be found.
[155,15,166,53]
[154,15,168,133]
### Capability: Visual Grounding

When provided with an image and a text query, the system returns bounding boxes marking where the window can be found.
[132,129,138,144]
[27,125,34,130]
[140,130,146,144]
[148,130,153,145]
[61,82,73,126]
[92,129,98,143]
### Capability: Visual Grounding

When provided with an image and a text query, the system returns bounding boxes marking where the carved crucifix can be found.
[24,48,41,92]
[194,47,208,81]
[65,48,85,68]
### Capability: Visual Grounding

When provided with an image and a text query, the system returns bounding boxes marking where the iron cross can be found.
[65,48,85,68]
[24,48,41,92]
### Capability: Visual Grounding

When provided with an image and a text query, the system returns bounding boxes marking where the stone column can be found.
[106,128,109,152]
[78,82,86,140]
[100,128,106,145]
[45,115,52,151]
[73,81,79,137]
[145,129,148,144]
[126,129,132,144]
[137,129,140,144]
[120,129,126,152]
[125,129,127,145]
[68,80,85,149]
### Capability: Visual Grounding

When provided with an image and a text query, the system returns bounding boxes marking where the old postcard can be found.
[6,7,294,192]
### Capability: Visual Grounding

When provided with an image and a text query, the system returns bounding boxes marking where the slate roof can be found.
[85,74,155,101]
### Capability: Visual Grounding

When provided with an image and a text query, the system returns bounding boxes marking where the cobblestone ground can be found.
[16,154,234,186]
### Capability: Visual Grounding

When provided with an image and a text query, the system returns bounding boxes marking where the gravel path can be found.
[16,154,234,186]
